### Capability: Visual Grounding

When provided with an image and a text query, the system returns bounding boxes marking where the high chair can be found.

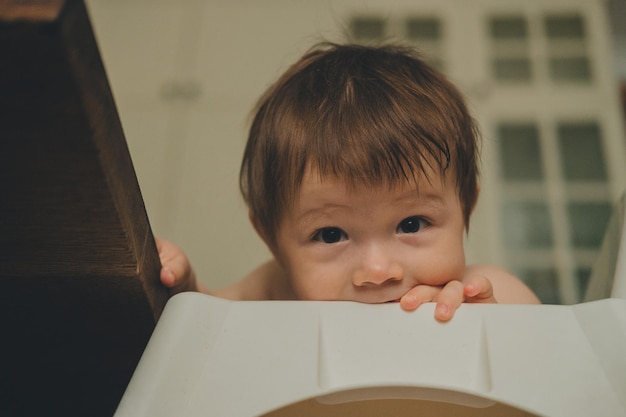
[115,193,626,417]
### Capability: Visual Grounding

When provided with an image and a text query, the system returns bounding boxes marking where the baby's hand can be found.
[399,274,496,322]
[156,237,200,296]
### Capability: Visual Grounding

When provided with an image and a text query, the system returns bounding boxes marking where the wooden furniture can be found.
[0,1,169,415]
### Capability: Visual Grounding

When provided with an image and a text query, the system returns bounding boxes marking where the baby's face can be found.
[271,168,467,303]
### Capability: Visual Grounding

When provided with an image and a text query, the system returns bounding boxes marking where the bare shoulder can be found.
[465,264,541,304]
[213,259,293,301]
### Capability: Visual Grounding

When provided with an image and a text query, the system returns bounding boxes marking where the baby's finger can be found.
[434,280,465,322]
[463,275,497,303]
[160,266,177,288]
[400,285,441,311]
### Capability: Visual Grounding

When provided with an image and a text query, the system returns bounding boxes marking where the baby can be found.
[159,42,540,321]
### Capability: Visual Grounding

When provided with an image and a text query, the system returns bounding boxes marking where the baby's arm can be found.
[400,264,540,321]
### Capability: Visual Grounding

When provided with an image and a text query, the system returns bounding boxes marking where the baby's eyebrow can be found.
[296,203,349,226]
[392,190,446,208]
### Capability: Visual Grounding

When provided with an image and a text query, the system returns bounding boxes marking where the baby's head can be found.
[240,42,479,245]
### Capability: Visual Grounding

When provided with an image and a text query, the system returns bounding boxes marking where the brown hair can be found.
[240,42,479,245]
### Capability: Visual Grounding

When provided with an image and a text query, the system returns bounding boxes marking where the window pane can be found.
[493,58,532,81]
[545,15,585,39]
[503,202,553,248]
[516,268,560,304]
[549,57,591,82]
[406,17,441,40]
[557,122,606,181]
[489,16,527,40]
[567,202,612,248]
[576,267,592,301]
[499,123,544,181]
[351,17,385,40]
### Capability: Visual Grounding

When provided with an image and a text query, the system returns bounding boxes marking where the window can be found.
[492,58,532,81]
[549,57,591,82]
[405,17,441,41]
[503,201,554,249]
[487,13,591,84]
[516,268,560,304]
[544,14,591,83]
[348,14,445,71]
[567,202,612,248]
[496,117,612,303]
[488,15,532,82]
[557,122,607,181]
[499,123,544,181]
[350,16,386,41]
[545,15,585,39]
[490,16,527,40]
[404,16,444,69]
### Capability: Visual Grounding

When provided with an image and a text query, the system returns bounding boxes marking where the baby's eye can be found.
[313,227,347,243]
[397,216,427,234]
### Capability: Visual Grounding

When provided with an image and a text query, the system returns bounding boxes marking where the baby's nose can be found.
[352,246,404,287]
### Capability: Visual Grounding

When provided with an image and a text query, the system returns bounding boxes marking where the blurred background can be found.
[85,0,626,304]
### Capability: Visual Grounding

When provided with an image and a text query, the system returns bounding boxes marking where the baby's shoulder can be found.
[214,259,291,301]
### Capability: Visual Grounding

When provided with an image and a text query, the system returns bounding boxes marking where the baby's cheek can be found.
[290,273,332,301]
[306,277,350,301]
[415,252,465,286]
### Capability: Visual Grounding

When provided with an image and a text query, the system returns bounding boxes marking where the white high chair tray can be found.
[115,293,626,417]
